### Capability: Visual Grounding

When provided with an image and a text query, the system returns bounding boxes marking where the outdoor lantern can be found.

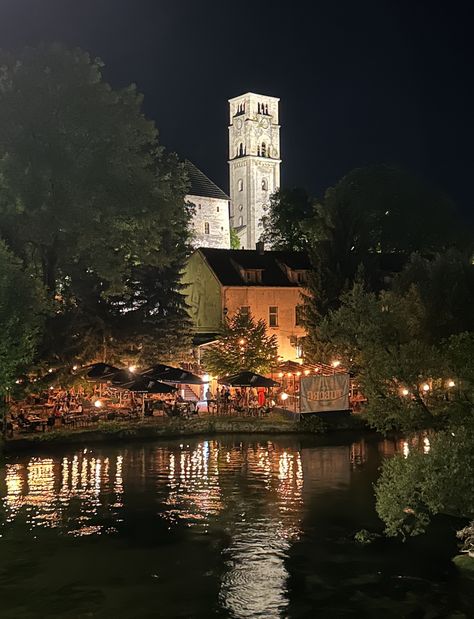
[94,400,103,408]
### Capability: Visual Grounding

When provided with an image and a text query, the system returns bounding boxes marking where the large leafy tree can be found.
[202,309,279,376]
[375,427,474,540]
[0,241,46,394]
[260,188,315,251]
[0,45,192,367]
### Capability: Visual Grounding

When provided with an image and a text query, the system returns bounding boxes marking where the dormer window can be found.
[244,269,263,284]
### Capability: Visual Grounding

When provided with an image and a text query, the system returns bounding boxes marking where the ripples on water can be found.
[0,435,469,618]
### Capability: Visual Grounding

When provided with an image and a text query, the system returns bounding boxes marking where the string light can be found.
[331,360,341,368]
[401,388,409,396]
[280,392,289,401]
[304,370,310,376]
[448,380,456,388]
[422,384,430,393]
[128,366,137,373]
[94,400,103,408]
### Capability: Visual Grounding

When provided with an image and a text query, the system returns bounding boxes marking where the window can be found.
[238,216,243,227]
[261,142,267,157]
[295,305,305,326]
[217,206,220,213]
[239,204,243,211]
[204,222,210,234]
[198,204,201,210]
[245,270,262,283]
[296,271,308,284]
[240,306,250,318]
[238,179,244,192]
[262,179,268,191]
[269,306,278,327]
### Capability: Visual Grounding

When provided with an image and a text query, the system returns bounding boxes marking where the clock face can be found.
[235,118,243,130]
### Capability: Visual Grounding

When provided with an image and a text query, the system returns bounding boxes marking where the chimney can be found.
[256,241,265,255]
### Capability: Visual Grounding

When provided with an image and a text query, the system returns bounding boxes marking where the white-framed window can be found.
[269,306,278,327]
[204,222,210,234]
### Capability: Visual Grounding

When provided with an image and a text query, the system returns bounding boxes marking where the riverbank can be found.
[2,412,368,453]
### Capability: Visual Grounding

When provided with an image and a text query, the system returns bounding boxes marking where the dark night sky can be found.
[1,0,473,215]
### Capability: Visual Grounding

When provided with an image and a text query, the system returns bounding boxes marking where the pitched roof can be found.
[184,160,230,201]
[198,247,310,287]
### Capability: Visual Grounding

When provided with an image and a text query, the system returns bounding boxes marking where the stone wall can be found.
[188,194,231,249]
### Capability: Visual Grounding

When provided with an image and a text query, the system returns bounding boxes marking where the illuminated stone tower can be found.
[228,93,281,249]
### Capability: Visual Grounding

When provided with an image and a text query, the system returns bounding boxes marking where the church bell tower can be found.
[228,93,281,249]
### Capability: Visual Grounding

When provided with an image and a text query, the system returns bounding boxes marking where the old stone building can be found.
[228,92,281,249]
[185,160,231,249]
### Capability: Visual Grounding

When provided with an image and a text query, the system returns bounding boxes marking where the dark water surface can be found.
[0,434,472,618]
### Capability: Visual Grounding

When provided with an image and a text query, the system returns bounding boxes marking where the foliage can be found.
[300,414,327,434]
[0,44,192,368]
[202,308,279,376]
[0,241,46,395]
[354,529,381,545]
[230,227,241,249]
[303,166,470,362]
[457,522,474,556]
[260,188,315,251]
[375,427,474,538]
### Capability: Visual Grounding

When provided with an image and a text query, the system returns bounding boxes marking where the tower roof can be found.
[184,160,229,201]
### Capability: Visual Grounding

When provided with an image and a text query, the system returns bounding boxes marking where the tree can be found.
[0,45,192,367]
[230,227,241,249]
[202,309,279,376]
[260,188,315,251]
[0,241,45,394]
[375,427,474,539]
[303,166,470,361]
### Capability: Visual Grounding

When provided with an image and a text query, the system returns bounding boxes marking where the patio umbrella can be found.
[85,363,121,381]
[218,371,280,388]
[141,365,203,385]
[119,378,177,417]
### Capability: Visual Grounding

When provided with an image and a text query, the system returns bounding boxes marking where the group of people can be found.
[205,386,269,415]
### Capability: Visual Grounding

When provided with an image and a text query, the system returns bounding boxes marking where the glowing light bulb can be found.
[448,380,455,388]
[401,388,409,396]
[94,400,103,408]
[331,360,341,368]
[304,370,310,376]
[202,374,211,383]
[280,392,289,402]
[128,365,137,373]
[422,384,430,392]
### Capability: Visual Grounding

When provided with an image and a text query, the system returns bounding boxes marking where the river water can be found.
[0,434,472,618]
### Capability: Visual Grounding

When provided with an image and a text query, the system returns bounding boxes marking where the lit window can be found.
[295,305,305,326]
[269,306,278,327]
[204,222,210,234]
[238,179,244,192]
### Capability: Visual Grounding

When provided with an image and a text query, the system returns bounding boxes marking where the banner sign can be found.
[300,373,350,413]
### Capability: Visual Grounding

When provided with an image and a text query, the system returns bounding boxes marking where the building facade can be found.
[182,246,309,363]
[185,160,231,249]
[228,93,281,250]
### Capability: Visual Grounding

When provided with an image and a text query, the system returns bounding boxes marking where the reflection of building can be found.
[182,246,310,361]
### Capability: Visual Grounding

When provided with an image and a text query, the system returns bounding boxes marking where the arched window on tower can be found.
[238,143,244,157]
[238,179,244,192]
[262,179,268,191]
[261,143,267,157]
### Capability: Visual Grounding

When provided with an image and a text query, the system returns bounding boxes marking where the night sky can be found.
[1,0,473,215]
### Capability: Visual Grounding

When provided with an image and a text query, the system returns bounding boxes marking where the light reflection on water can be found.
[5,437,435,617]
